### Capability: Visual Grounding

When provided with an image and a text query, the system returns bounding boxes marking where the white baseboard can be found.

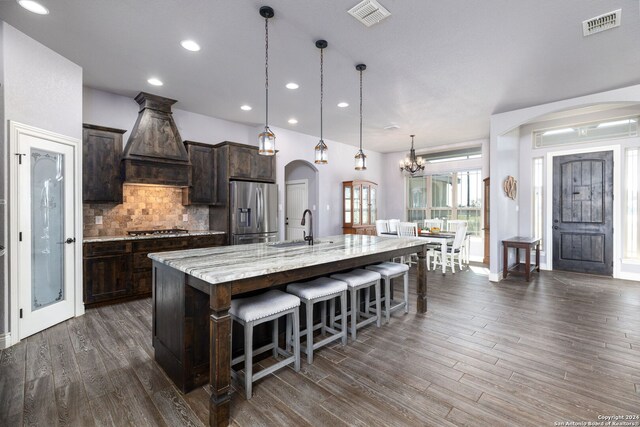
[489,272,502,282]
[0,332,11,350]
[616,271,640,281]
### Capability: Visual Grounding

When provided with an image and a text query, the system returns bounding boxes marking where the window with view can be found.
[406,169,483,236]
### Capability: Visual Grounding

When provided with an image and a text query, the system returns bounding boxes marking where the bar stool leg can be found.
[292,311,301,372]
[339,291,348,346]
[384,277,391,324]
[305,301,314,364]
[321,301,327,337]
[244,322,253,400]
[272,319,278,358]
[285,314,292,353]
[374,280,382,328]
[403,272,409,313]
[329,298,336,332]
[350,288,358,340]
[364,287,370,315]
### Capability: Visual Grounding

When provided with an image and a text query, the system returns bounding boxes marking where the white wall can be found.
[1,22,83,336]
[488,128,520,279]
[490,84,640,281]
[83,88,385,239]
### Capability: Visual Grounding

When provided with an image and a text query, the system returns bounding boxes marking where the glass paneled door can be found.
[18,132,76,339]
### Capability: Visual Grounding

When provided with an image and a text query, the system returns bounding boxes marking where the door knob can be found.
[553,226,559,230]
[64,237,76,244]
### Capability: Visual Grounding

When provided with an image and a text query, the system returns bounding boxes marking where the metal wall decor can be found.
[503,175,517,200]
[258,6,276,156]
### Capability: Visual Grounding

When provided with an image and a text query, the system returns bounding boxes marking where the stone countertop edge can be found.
[148,234,428,285]
[83,230,227,243]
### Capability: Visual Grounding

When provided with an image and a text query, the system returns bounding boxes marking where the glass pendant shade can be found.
[355,149,367,170]
[258,126,276,156]
[315,139,328,164]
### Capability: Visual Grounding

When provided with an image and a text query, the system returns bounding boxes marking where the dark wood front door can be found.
[552,151,613,275]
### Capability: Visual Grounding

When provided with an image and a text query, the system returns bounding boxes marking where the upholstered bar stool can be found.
[230,289,301,400]
[330,269,382,340]
[366,262,409,324]
[285,277,348,364]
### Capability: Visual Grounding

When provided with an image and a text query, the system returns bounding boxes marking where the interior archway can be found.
[284,160,319,239]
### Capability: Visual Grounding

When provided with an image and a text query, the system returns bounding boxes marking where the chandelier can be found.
[399,135,425,174]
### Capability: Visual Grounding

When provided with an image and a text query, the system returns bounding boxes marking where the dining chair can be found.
[375,219,390,236]
[397,222,419,266]
[432,223,468,273]
[388,219,400,234]
[446,220,470,264]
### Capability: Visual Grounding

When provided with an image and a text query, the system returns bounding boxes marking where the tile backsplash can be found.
[83,185,209,237]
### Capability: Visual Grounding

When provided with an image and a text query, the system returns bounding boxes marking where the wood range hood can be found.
[121,92,191,187]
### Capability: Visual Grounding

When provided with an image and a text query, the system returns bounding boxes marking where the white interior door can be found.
[285,180,308,240]
[17,132,77,339]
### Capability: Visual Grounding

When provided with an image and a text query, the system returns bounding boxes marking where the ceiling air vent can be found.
[582,9,621,36]
[348,0,391,27]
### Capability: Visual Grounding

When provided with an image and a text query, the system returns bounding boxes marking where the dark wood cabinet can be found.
[83,234,226,306]
[217,141,276,183]
[342,180,378,235]
[182,141,216,205]
[82,124,126,203]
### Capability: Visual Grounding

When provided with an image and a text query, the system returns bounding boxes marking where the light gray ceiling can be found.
[2,0,639,153]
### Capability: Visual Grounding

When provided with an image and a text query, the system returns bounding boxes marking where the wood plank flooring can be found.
[2,265,640,426]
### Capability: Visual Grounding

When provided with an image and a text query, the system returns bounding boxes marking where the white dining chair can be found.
[375,219,390,236]
[432,223,468,273]
[388,219,400,234]
[423,219,444,231]
[397,222,419,266]
[446,220,470,264]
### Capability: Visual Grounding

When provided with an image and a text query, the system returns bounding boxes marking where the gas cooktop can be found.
[126,228,189,236]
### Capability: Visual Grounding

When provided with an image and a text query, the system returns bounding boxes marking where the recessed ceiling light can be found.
[288,118,298,124]
[17,0,49,15]
[240,105,252,111]
[286,83,299,90]
[180,40,201,52]
[384,124,400,130]
[337,102,349,108]
[147,78,163,86]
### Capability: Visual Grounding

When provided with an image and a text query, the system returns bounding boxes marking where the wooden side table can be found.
[502,236,541,282]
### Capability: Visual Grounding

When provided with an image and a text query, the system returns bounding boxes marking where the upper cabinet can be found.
[83,124,126,203]
[182,141,216,205]
[218,142,276,183]
[343,180,378,235]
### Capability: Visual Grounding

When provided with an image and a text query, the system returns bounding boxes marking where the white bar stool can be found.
[366,262,409,324]
[330,269,382,341]
[230,290,301,400]
[286,277,348,364]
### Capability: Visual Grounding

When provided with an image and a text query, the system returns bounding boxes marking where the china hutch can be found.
[342,180,378,235]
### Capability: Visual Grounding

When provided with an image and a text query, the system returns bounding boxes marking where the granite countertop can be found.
[83,230,226,243]
[148,234,427,285]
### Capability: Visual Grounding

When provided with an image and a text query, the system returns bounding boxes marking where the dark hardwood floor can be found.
[2,265,640,426]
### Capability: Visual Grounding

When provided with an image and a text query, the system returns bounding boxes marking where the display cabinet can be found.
[343,180,378,235]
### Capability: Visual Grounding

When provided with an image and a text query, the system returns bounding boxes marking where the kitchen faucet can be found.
[301,209,313,246]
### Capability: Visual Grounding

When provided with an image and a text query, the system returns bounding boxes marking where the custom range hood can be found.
[121,92,191,187]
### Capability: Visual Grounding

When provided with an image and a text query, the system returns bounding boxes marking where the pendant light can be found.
[354,64,367,170]
[314,40,329,164]
[258,6,275,156]
[399,135,425,174]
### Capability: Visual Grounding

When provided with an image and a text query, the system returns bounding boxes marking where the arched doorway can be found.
[284,160,319,240]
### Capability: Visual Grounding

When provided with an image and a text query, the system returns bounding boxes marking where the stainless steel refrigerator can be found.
[230,181,278,245]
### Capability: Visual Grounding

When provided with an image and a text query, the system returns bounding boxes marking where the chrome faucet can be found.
[301,209,314,246]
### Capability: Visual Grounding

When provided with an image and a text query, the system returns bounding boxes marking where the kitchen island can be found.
[149,234,429,427]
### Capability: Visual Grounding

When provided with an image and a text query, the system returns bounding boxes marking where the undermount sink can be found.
[267,240,332,248]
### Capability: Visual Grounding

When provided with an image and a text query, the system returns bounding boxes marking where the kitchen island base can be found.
[150,235,429,426]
